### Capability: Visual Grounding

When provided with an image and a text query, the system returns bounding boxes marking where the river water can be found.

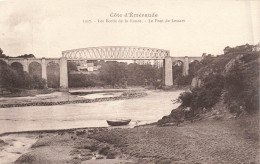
[0,90,183,134]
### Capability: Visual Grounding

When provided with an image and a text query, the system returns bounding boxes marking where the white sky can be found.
[0,0,259,58]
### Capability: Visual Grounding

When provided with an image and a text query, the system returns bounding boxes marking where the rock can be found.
[158,107,185,126]
[15,154,37,163]
[224,54,244,73]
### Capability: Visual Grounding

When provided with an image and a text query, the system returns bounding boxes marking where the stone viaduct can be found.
[0,46,202,88]
[0,58,68,88]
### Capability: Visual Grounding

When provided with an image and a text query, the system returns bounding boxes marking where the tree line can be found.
[0,60,46,90]
[68,61,163,88]
[0,48,45,90]
[0,48,35,59]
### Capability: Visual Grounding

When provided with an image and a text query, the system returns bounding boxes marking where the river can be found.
[0,90,183,134]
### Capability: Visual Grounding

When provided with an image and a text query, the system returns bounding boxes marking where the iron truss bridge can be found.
[62,46,169,60]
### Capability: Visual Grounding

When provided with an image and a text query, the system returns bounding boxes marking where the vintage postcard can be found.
[0,0,259,163]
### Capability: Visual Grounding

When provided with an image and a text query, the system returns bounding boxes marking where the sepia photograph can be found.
[0,0,259,163]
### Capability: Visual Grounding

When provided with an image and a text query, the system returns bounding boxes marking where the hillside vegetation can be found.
[0,60,46,91]
[159,44,260,126]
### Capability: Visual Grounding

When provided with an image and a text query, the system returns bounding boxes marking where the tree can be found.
[17,54,35,58]
[0,48,8,58]
[99,61,127,86]
[67,62,78,73]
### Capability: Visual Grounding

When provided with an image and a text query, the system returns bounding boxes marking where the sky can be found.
[0,0,259,58]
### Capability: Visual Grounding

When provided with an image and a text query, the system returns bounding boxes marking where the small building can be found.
[77,61,100,72]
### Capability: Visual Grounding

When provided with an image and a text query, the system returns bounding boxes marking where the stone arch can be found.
[47,61,60,88]
[46,60,59,66]
[189,60,200,64]
[29,61,42,78]
[172,60,184,66]
[28,59,42,66]
[189,60,201,75]
[11,62,24,73]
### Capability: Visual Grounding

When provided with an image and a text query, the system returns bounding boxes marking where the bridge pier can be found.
[23,59,29,72]
[182,56,189,76]
[41,58,47,80]
[164,56,173,86]
[59,57,68,89]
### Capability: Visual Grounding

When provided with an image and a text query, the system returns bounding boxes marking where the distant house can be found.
[77,61,100,72]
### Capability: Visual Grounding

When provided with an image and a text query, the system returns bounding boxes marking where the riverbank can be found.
[2,114,258,164]
[0,88,58,97]
[0,90,147,108]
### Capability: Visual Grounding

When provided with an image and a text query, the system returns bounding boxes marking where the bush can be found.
[178,92,193,107]
[98,146,110,156]
[107,151,116,159]
[174,73,224,118]
[83,144,98,152]
[180,73,224,109]
[228,101,241,114]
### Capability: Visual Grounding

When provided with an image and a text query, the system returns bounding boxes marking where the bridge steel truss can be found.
[61,46,203,87]
[62,46,170,60]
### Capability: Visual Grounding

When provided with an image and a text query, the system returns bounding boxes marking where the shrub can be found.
[98,146,110,156]
[178,92,193,107]
[84,144,98,152]
[107,152,116,159]
[174,73,224,118]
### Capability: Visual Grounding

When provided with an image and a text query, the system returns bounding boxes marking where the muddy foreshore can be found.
[0,115,259,164]
[0,91,147,108]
